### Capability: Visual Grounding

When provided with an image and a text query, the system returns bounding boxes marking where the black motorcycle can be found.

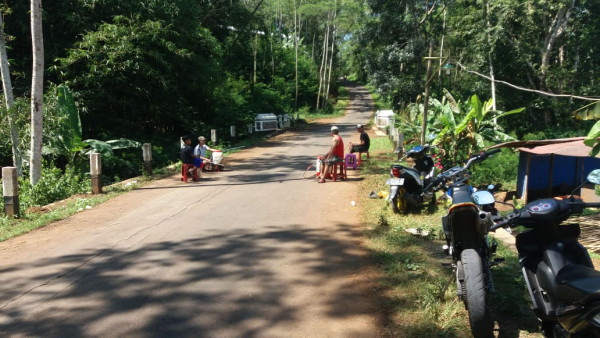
[491,169,600,337]
[432,149,501,338]
[386,145,436,214]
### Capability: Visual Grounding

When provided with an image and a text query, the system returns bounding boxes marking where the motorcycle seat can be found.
[556,264,600,304]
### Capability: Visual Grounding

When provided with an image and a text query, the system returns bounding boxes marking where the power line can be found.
[456,62,600,102]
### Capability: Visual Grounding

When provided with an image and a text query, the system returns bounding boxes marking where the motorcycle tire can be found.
[461,249,494,338]
[391,188,407,214]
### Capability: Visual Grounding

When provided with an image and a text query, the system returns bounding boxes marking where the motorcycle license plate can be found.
[386,178,404,185]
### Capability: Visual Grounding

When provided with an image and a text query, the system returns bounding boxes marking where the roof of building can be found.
[487,137,597,158]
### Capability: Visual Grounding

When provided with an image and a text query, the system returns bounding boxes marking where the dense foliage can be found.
[345,0,600,147]
[0,0,344,172]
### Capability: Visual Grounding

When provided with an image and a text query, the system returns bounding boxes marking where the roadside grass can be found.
[365,84,391,111]
[299,86,350,122]
[359,136,542,337]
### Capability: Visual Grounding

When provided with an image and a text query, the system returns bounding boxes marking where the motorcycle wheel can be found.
[461,249,494,338]
[391,188,407,214]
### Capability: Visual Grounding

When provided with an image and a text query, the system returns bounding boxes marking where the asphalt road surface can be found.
[0,83,379,337]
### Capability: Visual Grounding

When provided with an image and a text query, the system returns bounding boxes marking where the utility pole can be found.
[421,41,434,145]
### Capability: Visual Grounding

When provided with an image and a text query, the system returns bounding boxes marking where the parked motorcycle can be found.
[491,169,600,337]
[386,145,436,214]
[432,149,501,338]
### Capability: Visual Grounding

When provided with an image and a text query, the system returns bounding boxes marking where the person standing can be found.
[318,126,344,183]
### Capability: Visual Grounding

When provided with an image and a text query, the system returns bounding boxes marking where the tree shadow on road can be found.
[0,223,378,337]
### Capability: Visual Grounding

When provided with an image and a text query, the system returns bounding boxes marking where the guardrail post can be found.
[248,124,253,134]
[2,167,19,217]
[143,143,153,175]
[90,153,102,195]
[211,129,217,144]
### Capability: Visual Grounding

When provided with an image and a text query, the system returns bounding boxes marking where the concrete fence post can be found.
[248,124,253,134]
[211,129,217,144]
[90,153,102,195]
[143,143,153,175]
[230,126,236,138]
[2,167,19,217]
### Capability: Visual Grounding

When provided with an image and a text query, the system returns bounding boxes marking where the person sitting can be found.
[318,126,344,183]
[180,135,198,180]
[349,124,370,154]
[194,136,220,176]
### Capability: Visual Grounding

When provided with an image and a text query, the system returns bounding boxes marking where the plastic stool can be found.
[331,161,347,181]
[181,163,199,182]
[345,153,357,170]
[358,151,370,165]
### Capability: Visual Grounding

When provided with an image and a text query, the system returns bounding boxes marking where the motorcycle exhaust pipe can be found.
[478,211,493,229]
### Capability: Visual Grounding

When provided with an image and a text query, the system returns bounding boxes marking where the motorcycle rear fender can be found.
[388,185,399,201]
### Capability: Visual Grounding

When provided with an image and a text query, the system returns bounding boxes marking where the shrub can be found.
[469,148,519,191]
[18,166,90,210]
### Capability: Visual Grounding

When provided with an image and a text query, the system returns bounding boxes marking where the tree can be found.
[30,0,44,185]
[0,7,22,175]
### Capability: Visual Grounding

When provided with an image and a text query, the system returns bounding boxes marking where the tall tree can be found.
[30,0,44,185]
[0,7,22,175]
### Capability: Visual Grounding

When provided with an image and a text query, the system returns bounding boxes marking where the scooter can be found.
[433,149,501,338]
[386,145,436,214]
[491,169,600,337]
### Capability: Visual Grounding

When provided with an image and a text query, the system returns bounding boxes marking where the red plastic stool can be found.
[331,161,347,181]
[358,151,370,165]
[345,153,357,170]
[181,163,199,182]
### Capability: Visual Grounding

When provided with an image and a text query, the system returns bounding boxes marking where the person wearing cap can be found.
[349,124,370,154]
[193,136,220,177]
[318,126,345,183]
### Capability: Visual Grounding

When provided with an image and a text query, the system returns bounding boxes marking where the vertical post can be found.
[143,143,153,175]
[248,124,253,134]
[421,41,434,145]
[2,167,19,217]
[230,125,236,144]
[277,115,283,129]
[90,153,102,195]
[211,129,217,144]
[397,132,404,160]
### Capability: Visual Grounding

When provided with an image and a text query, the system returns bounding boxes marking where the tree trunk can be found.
[324,3,337,108]
[486,2,497,114]
[30,0,44,185]
[0,9,22,175]
[294,0,299,117]
[540,0,574,88]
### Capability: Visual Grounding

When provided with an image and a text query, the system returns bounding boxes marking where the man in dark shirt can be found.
[350,124,370,153]
[180,135,195,165]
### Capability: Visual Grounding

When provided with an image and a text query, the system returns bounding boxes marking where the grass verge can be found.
[358,136,542,337]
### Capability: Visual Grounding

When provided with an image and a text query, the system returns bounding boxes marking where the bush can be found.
[18,166,90,210]
[469,148,519,191]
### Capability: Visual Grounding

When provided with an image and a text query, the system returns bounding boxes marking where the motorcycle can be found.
[491,169,600,337]
[386,145,436,214]
[432,149,501,338]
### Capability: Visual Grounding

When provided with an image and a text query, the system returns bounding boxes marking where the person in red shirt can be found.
[318,126,344,183]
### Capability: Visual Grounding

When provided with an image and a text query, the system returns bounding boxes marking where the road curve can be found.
[0,83,378,337]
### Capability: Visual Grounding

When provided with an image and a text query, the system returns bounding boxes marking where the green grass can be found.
[365,84,392,111]
[358,139,542,337]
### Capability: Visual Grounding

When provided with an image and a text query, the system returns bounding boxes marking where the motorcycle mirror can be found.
[587,169,600,185]
[487,184,495,191]
[567,169,600,198]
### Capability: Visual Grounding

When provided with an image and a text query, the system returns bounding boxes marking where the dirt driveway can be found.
[0,84,380,337]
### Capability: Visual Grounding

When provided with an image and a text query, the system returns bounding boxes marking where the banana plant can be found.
[43,85,140,167]
[433,93,524,162]
[575,101,600,156]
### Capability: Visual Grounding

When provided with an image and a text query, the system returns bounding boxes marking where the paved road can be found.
[0,84,378,337]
